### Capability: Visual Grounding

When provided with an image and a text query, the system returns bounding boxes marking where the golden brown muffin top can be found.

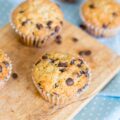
[0,50,11,81]
[32,53,90,97]
[12,0,64,40]
[82,0,120,29]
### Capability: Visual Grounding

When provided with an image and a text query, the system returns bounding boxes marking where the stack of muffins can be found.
[0,0,91,106]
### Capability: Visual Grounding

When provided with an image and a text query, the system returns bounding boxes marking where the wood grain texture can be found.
[0,21,120,120]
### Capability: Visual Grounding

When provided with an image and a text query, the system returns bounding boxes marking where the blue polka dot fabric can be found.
[0,0,120,120]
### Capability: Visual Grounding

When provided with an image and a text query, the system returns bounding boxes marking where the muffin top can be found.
[32,53,90,98]
[12,0,64,40]
[0,50,12,81]
[82,0,120,29]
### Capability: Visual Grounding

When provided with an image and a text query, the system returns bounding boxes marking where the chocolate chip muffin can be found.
[0,50,12,89]
[80,0,120,37]
[61,0,76,3]
[32,53,90,105]
[11,0,64,47]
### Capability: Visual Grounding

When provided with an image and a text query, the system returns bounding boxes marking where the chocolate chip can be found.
[80,70,89,77]
[79,59,84,65]
[38,83,41,86]
[2,61,9,67]
[78,51,84,56]
[89,4,95,9]
[35,59,41,65]
[72,37,78,42]
[19,10,24,13]
[41,40,44,44]
[0,65,2,72]
[51,32,56,36]
[21,20,28,26]
[79,24,87,30]
[47,21,52,26]
[78,50,92,56]
[77,59,84,67]
[60,21,63,25]
[77,64,82,67]
[55,35,62,44]
[42,55,48,59]
[58,62,68,67]
[70,59,75,65]
[76,72,82,77]
[66,78,74,86]
[80,70,85,75]
[77,88,82,94]
[12,73,18,79]
[50,59,55,63]
[47,21,52,29]
[36,24,43,30]
[54,83,59,88]
[112,12,118,17]
[62,0,76,3]
[85,50,92,56]
[55,26,60,33]
[59,68,66,72]
[102,24,108,29]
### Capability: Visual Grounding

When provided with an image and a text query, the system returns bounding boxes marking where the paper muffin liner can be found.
[0,50,12,88]
[32,76,91,106]
[10,1,63,48]
[80,0,120,37]
[32,57,91,106]
[10,21,52,48]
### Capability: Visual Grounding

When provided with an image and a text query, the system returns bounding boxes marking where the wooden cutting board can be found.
[0,21,120,120]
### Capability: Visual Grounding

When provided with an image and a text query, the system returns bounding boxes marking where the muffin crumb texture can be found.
[33,53,90,98]
[82,0,120,29]
[0,50,11,81]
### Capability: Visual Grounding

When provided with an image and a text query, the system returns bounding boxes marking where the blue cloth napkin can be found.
[0,0,120,120]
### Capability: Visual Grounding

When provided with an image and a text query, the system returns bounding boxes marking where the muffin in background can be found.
[0,50,12,89]
[32,52,90,105]
[11,0,64,47]
[61,0,76,3]
[80,0,120,37]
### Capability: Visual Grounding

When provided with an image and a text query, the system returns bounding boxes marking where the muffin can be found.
[32,53,90,105]
[61,0,76,3]
[0,50,12,89]
[11,0,64,47]
[80,0,120,37]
